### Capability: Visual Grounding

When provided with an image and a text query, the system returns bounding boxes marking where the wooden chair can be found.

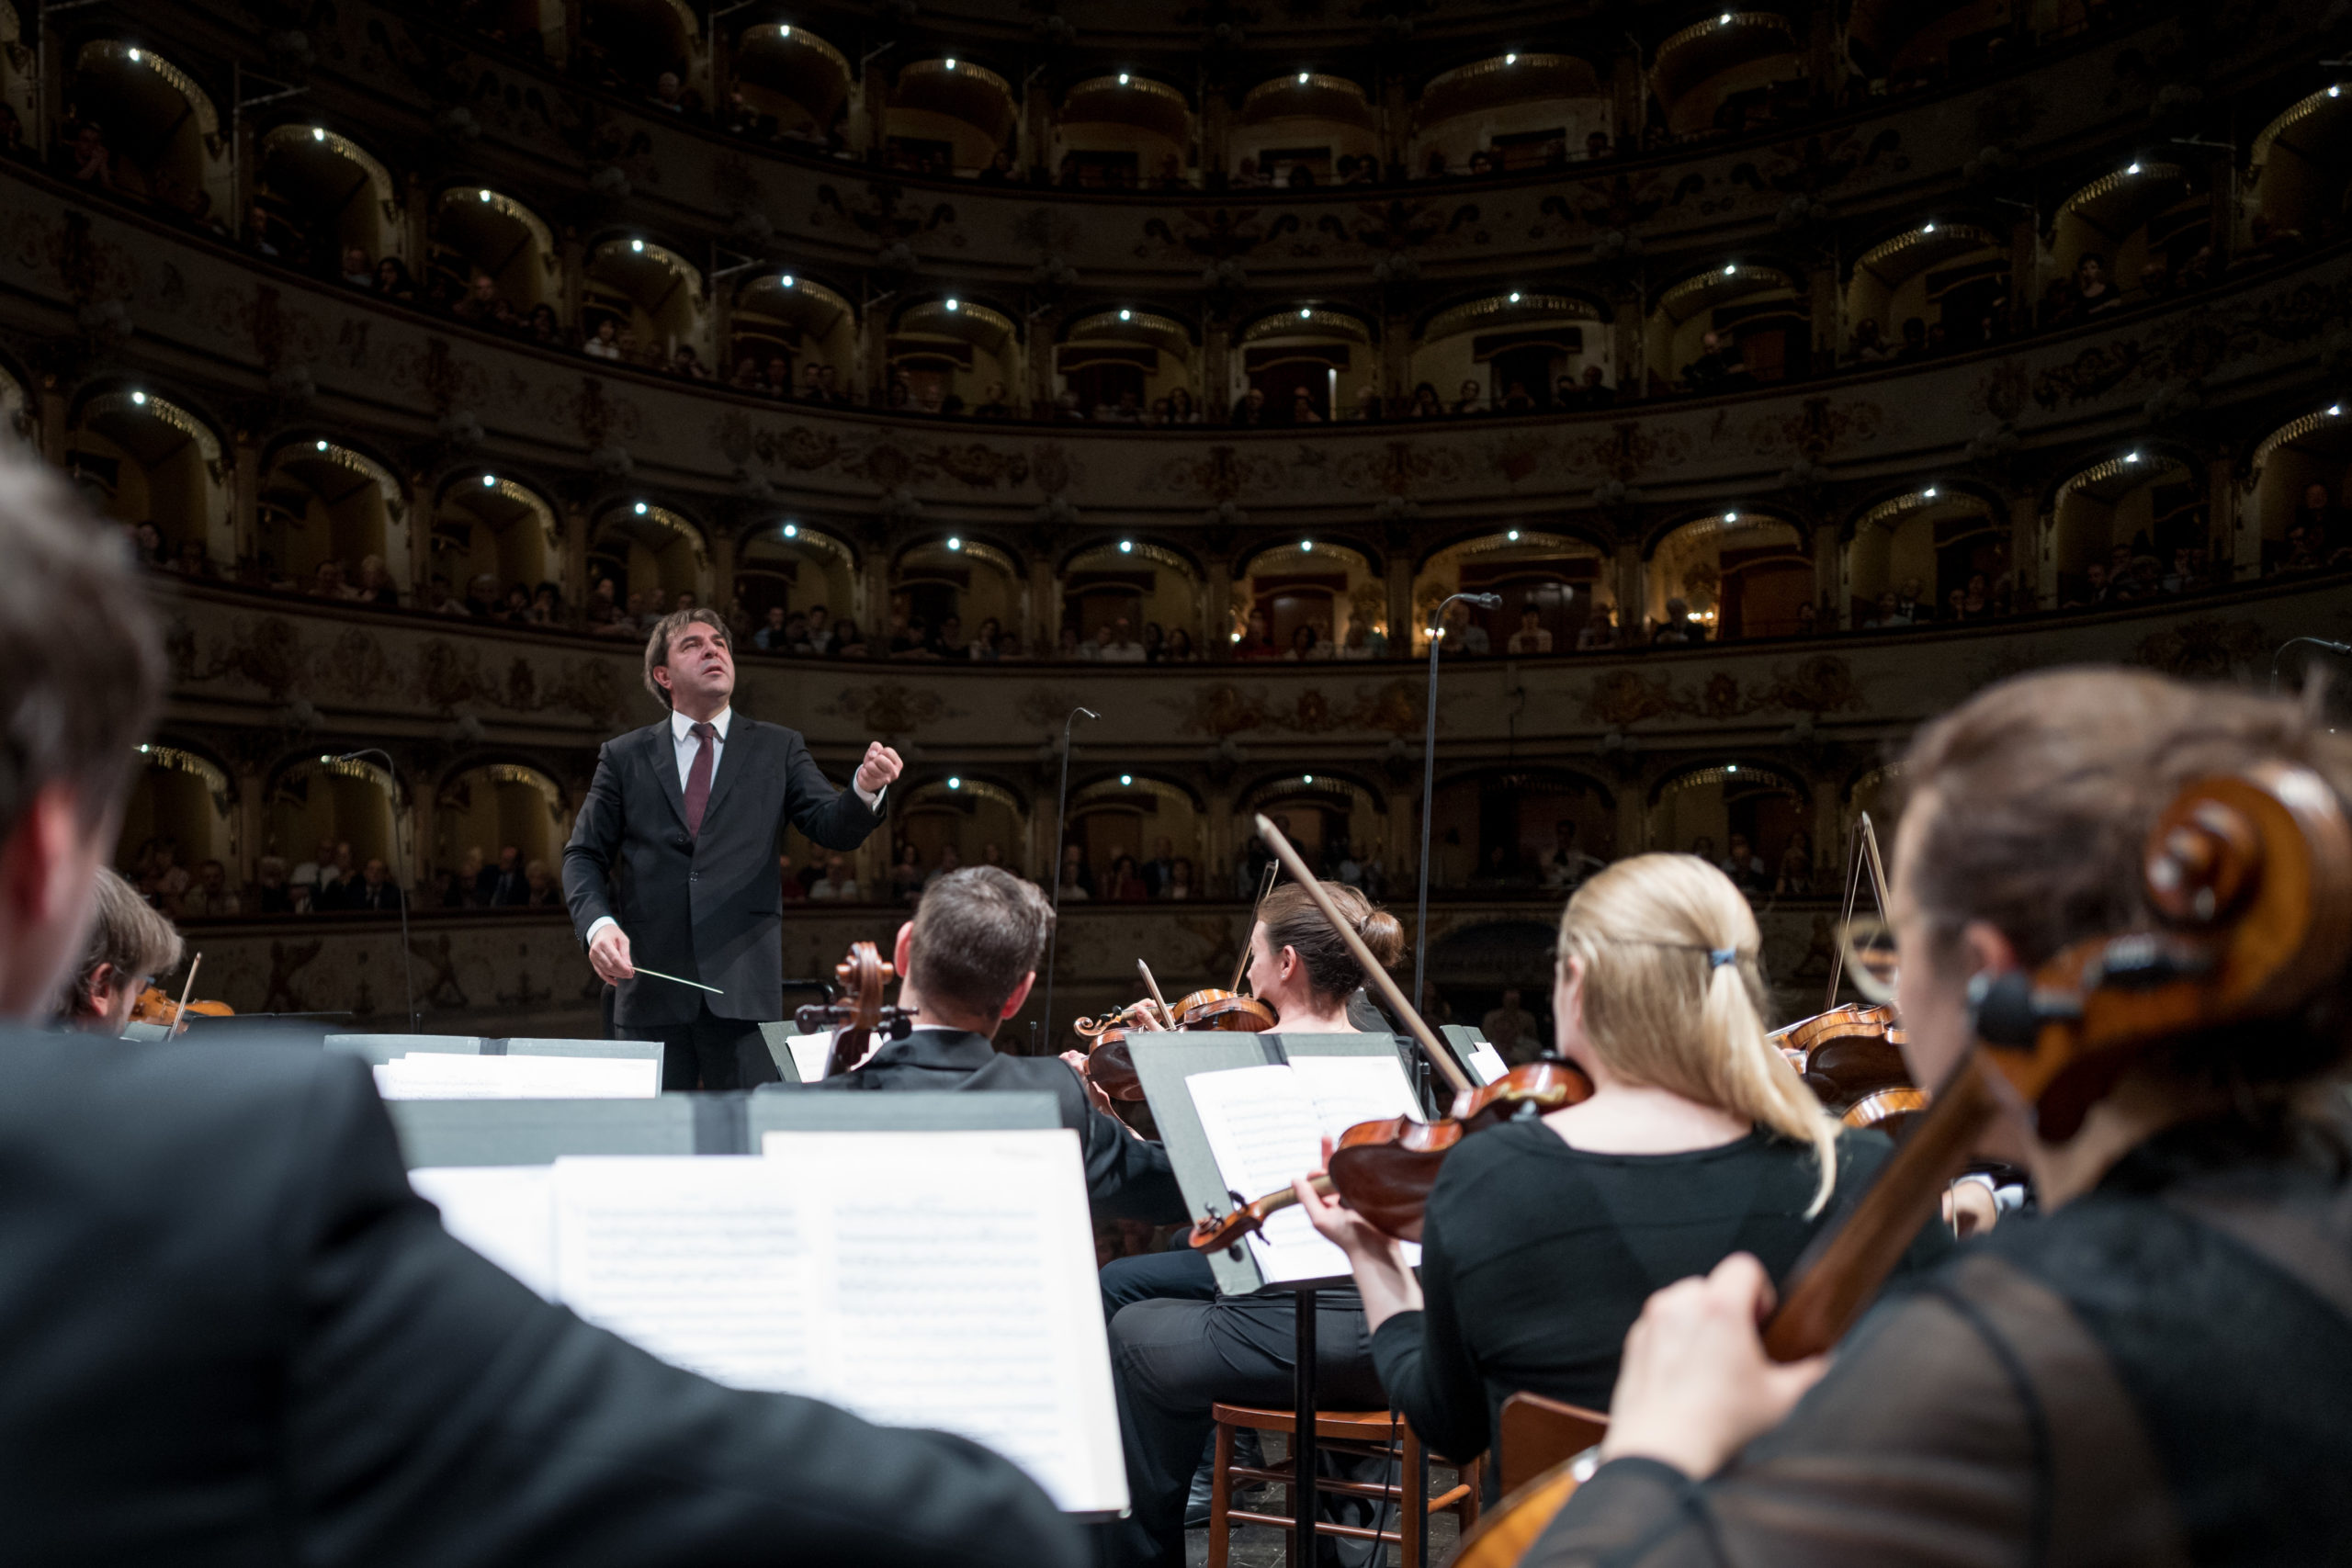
[1495,1392,1610,1497]
[1206,1403,1479,1568]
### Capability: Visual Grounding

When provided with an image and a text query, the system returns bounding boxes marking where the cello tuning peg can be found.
[2144,798,2259,928]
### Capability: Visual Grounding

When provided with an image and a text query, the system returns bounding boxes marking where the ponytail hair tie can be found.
[1707,947,1738,970]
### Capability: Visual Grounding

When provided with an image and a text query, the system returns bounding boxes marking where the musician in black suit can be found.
[808,866,1187,1224]
[563,608,901,1089]
[0,451,1077,1565]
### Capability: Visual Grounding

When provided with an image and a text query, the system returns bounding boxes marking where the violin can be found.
[1077,964,1279,1101]
[1451,763,2352,1567]
[1770,1002,1912,1112]
[1185,814,1596,1256]
[792,942,915,1079]
[128,953,232,1037]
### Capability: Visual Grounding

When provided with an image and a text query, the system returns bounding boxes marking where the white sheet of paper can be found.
[1285,1053,1425,1139]
[411,1165,557,1298]
[785,1032,834,1083]
[1466,1042,1511,1088]
[762,1131,1126,1517]
[374,1053,658,1100]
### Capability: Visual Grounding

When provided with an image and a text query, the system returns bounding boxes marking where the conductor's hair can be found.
[642,609,731,708]
[0,446,164,845]
[908,866,1055,1021]
[56,867,182,1021]
[1257,883,1404,1004]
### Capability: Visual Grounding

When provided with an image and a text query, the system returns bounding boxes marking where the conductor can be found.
[564,607,901,1089]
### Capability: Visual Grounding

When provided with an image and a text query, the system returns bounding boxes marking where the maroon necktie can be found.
[684,721,717,836]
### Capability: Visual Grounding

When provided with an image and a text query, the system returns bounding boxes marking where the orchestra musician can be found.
[1526,669,2352,1565]
[53,866,181,1034]
[808,866,1189,1223]
[1104,882,1406,1567]
[1292,853,1951,1499]
[0,450,1080,1565]
[563,607,901,1090]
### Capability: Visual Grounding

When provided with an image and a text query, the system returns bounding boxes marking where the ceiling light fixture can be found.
[783,523,798,537]
[947,536,963,550]
[634,501,649,513]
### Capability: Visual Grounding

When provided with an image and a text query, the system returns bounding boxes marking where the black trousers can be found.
[618,1002,779,1091]
[1106,1286,1386,1567]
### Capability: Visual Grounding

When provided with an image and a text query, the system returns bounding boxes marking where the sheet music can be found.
[373,1052,658,1100]
[1465,1042,1511,1087]
[785,1032,834,1083]
[763,1131,1125,1516]
[411,1165,557,1298]
[1286,1053,1425,1138]
[552,1157,812,1390]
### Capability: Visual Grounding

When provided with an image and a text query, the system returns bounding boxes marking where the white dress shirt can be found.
[584,706,885,947]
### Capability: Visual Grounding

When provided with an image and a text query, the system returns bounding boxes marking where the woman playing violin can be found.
[1246,881,1405,1032]
[1295,854,1949,1495]
[53,868,181,1035]
[1527,670,2352,1567]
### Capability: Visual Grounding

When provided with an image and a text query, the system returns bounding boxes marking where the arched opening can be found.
[729,272,855,400]
[1234,307,1374,424]
[588,501,708,612]
[578,0,699,98]
[1847,0,2018,88]
[1236,772,1383,888]
[2049,449,2204,604]
[1411,53,1611,176]
[435,761,571,893]
[1056,74,1192,190]
[1649,11,1806,139]
[267,753,411,889]
[896,776,1027,886]
[887,297,1022,415]
[584,237,708,371]
[0,7,37,147]
[890,536,1022,654]
[1415,528,1606,653]
[1649,760,1812,895]
[729,21,851,146]
[431,186,560,321]
[0,358,34,449]
[66,389,231,572]
[1057,309,1196,422]
[2247,87,2352,257]
[254,125,403,278]
[1846,222,2008,358]
[1424,918,1559,1059]
[2247,404,2352,576]
[1649,264,1808,393]
[885,57,1015,175]
[1231,73,1377,187]
[471,0,568,65]
[736,520,859,639]
[65,40,232,223]
[1235,538,1380,659]
[432,472,560,617]
[260,438,412,601]
[1847,487,2007,622]
[1415,293,1611,413]
[1650,511,1811,639]
[1428,765,1616,891]
[1065,773,1204,900]
[116,740,237,912]
[1061,537,1204,654]
[2048,162,2204,321]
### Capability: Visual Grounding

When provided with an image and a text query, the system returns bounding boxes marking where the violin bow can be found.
[165,953,202,1040]
[1252,814,1475,1102]
[1228,860,1279,993]
[1136,959,1178,1031]
[1824,811,1894,1011]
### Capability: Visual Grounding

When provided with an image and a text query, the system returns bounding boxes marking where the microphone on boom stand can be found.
[1409,592,1501,1105]
[1040,706,1099,1050]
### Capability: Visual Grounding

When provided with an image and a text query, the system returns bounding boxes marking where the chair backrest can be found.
[324,1033,488,1066]
[500,1037,666,1091]
[1496,1392,1610,1496]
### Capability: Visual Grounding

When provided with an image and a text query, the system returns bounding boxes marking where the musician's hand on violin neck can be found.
[1600,1254,1828,1480]
[588,925,636,984]
[1061,1050,1117,1117]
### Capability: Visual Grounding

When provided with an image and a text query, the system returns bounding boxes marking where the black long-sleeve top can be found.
[1369,1119,1951,1472]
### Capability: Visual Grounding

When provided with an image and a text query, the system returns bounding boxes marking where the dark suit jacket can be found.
[0,1028,1080,1567]
[808,1027,1187,1224]
[563,715,884,1025]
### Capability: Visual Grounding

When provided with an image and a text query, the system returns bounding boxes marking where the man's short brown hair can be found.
[1901,668,2352,1088]
[907,866,1055,1021]
[56,866,182,1021]
[0,447,164,842]
[642,608,729,708]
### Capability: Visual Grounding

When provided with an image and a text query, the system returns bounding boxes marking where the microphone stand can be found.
[1040,705,1098,1049]
[1410,592,1501,1093]
[2269,636,2352,694]
[336,748,418,1032]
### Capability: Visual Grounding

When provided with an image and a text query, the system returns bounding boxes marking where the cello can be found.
[1449,761,2352,1566]
[1186,813,1594,1252]
[792,941,916,1080]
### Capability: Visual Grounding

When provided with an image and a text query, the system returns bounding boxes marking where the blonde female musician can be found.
[1296,853,1951,1493]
